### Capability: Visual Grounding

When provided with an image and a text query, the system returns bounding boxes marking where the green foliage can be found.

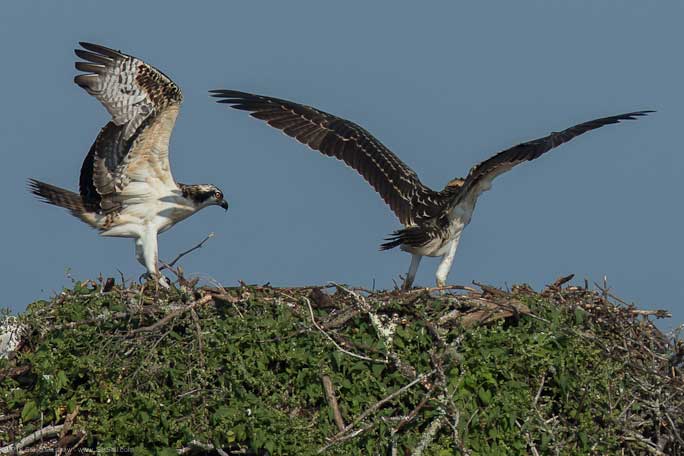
[0,281,681,455]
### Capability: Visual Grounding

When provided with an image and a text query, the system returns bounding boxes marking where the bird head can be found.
[180,184,229,211]
[445,177,465,189]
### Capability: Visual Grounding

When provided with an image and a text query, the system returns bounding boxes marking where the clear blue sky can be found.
[1,2,681,328]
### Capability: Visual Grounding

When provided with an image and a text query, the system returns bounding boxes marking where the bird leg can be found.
[134,238,146,267]
[139,228,169,289]
[402,254,423,291]
[435,239,459,288]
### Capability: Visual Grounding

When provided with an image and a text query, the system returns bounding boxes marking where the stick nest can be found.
[0,275,681,455]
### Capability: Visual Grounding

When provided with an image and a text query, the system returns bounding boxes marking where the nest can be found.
[0,274,681,455]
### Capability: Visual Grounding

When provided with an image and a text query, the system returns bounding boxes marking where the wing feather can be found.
[211,90,438,225]
[75,42,183,212]
[451,110,653,206]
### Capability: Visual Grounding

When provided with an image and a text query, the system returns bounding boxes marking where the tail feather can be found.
[380,226,432,251]
[28,179,97,225]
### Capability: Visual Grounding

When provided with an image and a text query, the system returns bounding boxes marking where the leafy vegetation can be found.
[0,276,681,455]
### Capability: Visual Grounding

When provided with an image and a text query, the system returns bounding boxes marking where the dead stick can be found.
[321,374,346,432]
[317,422,376,454]
[0,424,64,454]
[160,233,214,271]
[56,405,80,455]
[131,295,213,334]
[407,284,479,294]
[413,415,447,456]
[303,297,385,364]
[332,370,437,440]
[393,386,436,434]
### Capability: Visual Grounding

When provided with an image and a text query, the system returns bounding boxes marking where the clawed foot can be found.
[435,279,448,294]
[138,272,172,289]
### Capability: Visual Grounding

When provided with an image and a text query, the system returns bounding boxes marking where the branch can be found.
[317,422,376,454]
[392,385,436,434]
[413,415,447,456]
[130,294,214,334]
[178,440,229,456]
[407,284,479,294]
[322,369,437,451]
[0,424,64,454]
[321,374,346,432]
[160,233,214,271]
[304,297,386,364]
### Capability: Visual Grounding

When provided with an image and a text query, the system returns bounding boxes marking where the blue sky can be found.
[1,1,681,328]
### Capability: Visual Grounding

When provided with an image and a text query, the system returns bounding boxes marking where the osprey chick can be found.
[211,89,650,290]
[30,43,228,286]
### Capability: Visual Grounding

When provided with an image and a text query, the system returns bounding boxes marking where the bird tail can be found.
[28,179,97,226]
[380,226,431,251]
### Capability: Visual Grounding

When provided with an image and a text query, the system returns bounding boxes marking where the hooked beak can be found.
[220,200,229,211]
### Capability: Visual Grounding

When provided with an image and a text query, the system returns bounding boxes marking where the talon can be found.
[159,275,171,289]
[139,272,152,284]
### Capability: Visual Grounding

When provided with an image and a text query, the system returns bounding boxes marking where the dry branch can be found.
[304,297,385,364]
[0,424,64,454]
[321,374,346,432]
[320,369,437,453]
[160,233,214,271]
[130,294,213,334]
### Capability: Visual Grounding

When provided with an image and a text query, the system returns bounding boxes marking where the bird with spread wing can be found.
[211,89,651,290]
[30,43,228,287]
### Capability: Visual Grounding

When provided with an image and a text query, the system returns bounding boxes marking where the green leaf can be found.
[21,400,40,423]
[478,388,492,405]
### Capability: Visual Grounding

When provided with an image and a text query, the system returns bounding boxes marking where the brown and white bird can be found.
[211,89,650,290]
[29,43,228,286]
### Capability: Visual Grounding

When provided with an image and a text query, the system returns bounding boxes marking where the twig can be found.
[190,308,205,368]
[304,297,385,364]
[0,424,64,454]
[130,294,213,334]
[63,431,87,456]
[407,284,479,294]
[629,309,672,318]
[321,374,346,432]
[0,412,19,423]
[178,440,229,456]
[547,274,575,290]
[413,415,447,456]
[56,406,80,456]
[331,370,436,442]
[393,385,436,434]
[317,422,376,453]
[160,233,214,271]
[329,282,396,353]
[533,373,546,407]
[624,431,668,456]
[132,327,174,380]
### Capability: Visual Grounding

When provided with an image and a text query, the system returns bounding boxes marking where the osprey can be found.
[211,89,650,289]
[30,43,228,287]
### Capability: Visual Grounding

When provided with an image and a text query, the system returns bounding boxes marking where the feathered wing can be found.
[382,110,653,250]
[75,42,183,213]
[452,110,653,207]
[210,90,441,225]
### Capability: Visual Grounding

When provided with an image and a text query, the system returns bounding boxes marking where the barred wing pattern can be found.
[75,42,183,212]
[211,90,440,225]
[452,111,653,208]
[382,110,653,250]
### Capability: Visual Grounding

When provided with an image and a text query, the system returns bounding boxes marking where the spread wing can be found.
[75,42,183,212]
[210,90,440,225]
[451,110,653,207]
